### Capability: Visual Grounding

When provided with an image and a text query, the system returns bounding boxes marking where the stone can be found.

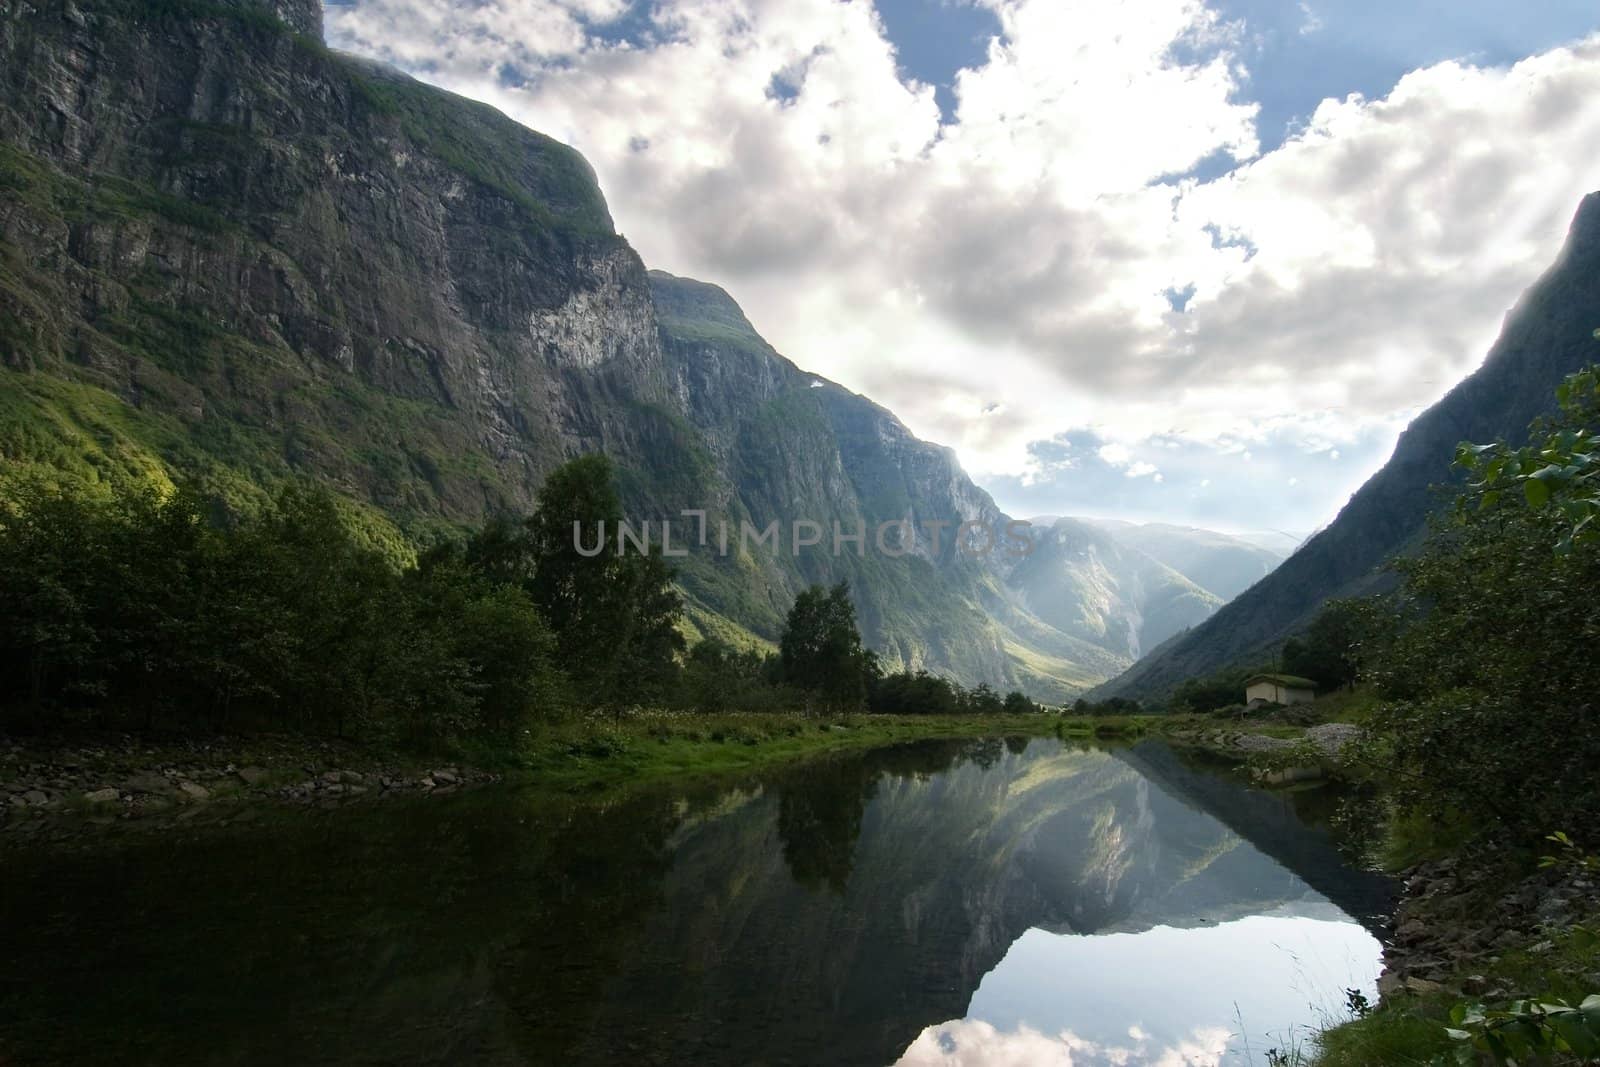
[1394,919,1429,943]
[123,773,172,795]
[83,788,120,804]
[23,790,49,805]
[236,766,270,786]
[1261,765,1322,786]
[177,782,210,801]
[1405,977,1446,995]
[341,770,364,784]
[431,769,458,784]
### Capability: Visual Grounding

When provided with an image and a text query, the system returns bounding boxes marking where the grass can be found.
[471,711,1066,795]
[1309,686,1382,725]
[1313,1002,1457,1066]
[1312,917,1600,1065]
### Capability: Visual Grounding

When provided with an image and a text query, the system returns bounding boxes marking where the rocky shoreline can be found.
[1378,853,1600,1000]
[1,734,498,842]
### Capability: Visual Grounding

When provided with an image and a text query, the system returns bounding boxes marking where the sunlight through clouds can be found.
[325,0,1600,525]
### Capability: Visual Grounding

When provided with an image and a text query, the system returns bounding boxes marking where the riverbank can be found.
[0,711,1065,841]
[1312,845,1600,1066]
[1140,710,1600,1063]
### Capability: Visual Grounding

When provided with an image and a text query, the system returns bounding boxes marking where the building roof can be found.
[1244,673,1318,691]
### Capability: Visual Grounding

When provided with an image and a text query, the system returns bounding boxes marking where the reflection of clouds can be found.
[895,1019,1233,1067]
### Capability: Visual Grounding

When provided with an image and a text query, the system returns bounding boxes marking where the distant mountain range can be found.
[1094,190,1600,702]
[0,0,1279,700]
[1053,519,1290,602]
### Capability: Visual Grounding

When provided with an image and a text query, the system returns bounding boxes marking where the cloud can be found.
[1297,2,1323,36]
[994,419,1396,530]
[324,0,1600,527]
[894,1018,1234,1067]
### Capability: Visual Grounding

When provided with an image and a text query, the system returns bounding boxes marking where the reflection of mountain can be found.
[560,739,1391,1065]
[1115,741,1395,931]
[0,740,1390,1067]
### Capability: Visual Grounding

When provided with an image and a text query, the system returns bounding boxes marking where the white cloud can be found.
[894,1018,1234,1067]
[1298,2,1323,36]
[324,0,1600,526]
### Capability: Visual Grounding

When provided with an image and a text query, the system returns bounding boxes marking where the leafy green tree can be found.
[1458,354,1600,554]
[1002,690,1038,715]
[1362,364,1600,839]
[780,582,868,713]
[523,455,685,708]
[1171,667,1254,714]
[679,638,796,712]
[867,669,966,715]
[965,683,1003,715]
[1281,598,1391,692]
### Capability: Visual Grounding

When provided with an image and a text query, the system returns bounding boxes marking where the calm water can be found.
[0,738,1392,1066]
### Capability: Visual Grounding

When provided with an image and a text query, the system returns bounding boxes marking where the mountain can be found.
[1095,190,1600,702]
[648,272,1215,694]
[0,0,1197,699]
[1080,519,1286,601]
[1008,519,1223,660]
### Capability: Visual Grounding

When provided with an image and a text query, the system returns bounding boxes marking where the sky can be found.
[323,0,1600,533]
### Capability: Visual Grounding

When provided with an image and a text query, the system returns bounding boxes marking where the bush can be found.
[1359,365,1600,842]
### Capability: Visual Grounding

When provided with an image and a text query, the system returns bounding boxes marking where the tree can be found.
[1171,667,1253,714]
[966,683,1003,715]
[1281,598,1388,692]
[780,582,868,713]
[1457,356,1600,554]
[1002,690,1038,715]
[867,669,965,715]
[1363,364,1600,840]
[522,455,685,708]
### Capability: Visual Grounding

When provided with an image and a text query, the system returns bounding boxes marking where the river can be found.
[0,737,1393,1066]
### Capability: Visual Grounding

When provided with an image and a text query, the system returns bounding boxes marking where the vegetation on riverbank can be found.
[1174,366,1600,1066]
[1,711,1069,839]
[483,710,1064,794]
[0,454,1043,752]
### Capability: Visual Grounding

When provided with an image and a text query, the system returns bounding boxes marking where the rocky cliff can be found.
[1095,191,1600,702]
[1,0,665,526]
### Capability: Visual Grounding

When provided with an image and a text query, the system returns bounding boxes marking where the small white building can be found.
[1244,673,1317,706]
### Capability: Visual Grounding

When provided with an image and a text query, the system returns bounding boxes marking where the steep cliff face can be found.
[1,0,662,522]
[1096,191,1600,702]
[650,271,1046,690]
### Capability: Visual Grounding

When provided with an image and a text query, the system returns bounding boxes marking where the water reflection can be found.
[0,738,1392,1067]
[900,916,1380,1066]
